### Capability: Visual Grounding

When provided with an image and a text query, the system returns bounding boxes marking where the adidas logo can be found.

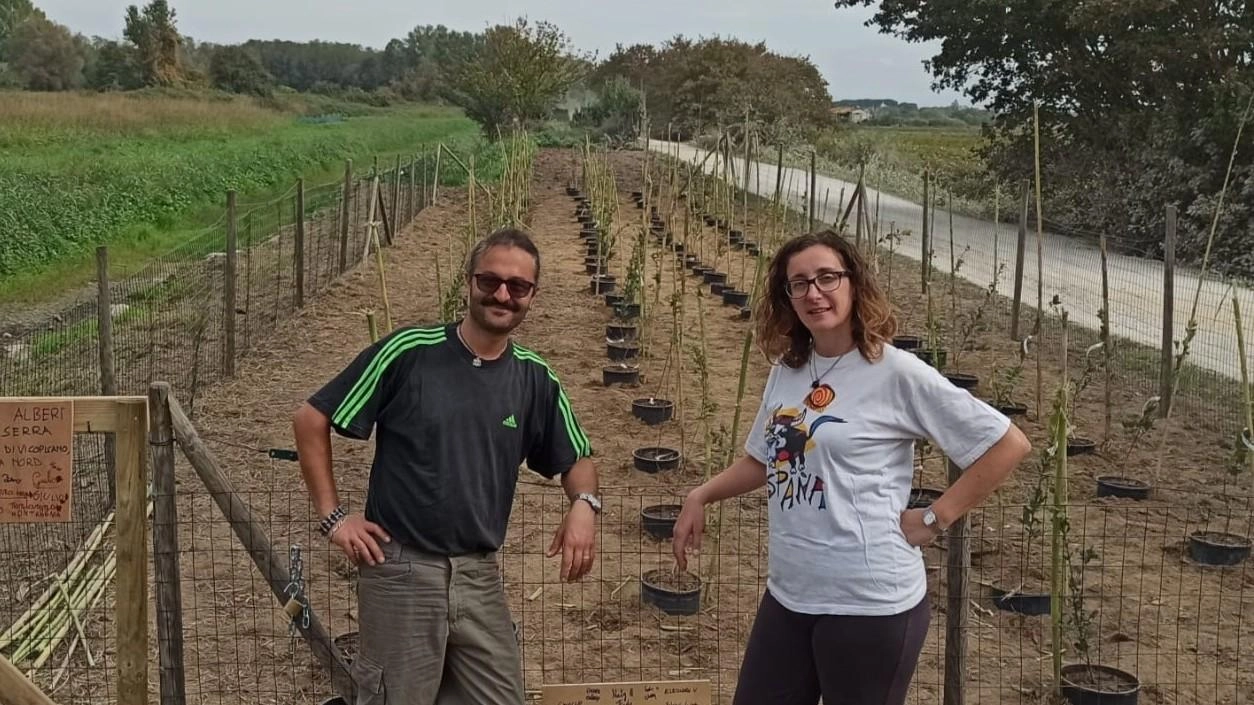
[502,414,517,428]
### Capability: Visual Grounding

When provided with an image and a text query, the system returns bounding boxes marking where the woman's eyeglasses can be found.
[473,273,536,299]
[785,271,850,298]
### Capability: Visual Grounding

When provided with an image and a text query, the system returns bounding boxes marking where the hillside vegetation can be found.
[0,90,487,298]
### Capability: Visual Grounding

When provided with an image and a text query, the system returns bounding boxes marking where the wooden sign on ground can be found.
[541,679,709,705]
[0,399,73,522]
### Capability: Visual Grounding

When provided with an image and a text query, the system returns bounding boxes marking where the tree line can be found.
[834,0,1254,279]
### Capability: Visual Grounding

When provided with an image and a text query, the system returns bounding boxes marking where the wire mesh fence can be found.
[0,148,436,703]
[133,446,1254,705]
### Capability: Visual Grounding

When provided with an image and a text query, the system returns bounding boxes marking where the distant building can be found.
[830,106,871,124]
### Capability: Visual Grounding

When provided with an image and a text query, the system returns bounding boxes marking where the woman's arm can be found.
[901,423,1031,546]
[672,454,768,569]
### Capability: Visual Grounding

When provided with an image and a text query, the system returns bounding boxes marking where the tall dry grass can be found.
[0,90,285,139]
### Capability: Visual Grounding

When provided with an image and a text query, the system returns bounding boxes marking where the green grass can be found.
[809,125,1004,223]
[0,90,494,304]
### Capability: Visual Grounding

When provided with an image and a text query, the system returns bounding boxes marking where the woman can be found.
[671,230,1030,705]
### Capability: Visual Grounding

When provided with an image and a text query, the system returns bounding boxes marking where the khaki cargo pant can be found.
[351,540,523,705]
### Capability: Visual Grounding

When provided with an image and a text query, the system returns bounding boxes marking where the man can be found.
[292,227,600,705]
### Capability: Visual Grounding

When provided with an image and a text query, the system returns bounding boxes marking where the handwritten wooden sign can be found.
[0,400,73,523]
[541,680,709,705]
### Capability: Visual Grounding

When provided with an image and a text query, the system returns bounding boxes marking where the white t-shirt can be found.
[744,344,1011,616]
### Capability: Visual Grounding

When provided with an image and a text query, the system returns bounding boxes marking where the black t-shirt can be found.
[307,322,593,555]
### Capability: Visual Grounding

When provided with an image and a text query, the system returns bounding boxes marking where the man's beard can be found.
[468,294,524,334]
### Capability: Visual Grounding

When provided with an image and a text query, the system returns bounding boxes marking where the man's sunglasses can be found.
[473,273,536,299]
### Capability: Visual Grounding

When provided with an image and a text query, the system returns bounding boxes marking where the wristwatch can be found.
[923,506,941,532]
[574,492,602,515]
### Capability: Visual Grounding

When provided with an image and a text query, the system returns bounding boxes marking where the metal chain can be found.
[285,544,311,635]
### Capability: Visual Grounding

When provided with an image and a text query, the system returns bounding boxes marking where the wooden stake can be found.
[338,160,353,274]
[943,458,970,705]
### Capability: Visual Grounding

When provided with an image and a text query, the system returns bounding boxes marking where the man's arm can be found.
[547,456,598,582]
[559,456,598,501]
[292,402,340,516]
[292,402,390,565]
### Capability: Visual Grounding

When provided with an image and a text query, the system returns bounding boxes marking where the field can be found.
[0,90,490,306]
[107,145,1247,705]
[0,139,1250,705]
[811,125,998,218]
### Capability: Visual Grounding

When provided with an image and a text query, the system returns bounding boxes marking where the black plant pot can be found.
[632,397,674,425]
[1066,436,1096,456]
[606,323,638,342]
[893,335,923,351]
[716,219,729,231]
[914,348,948,369]
[746,243,761,256]
[1060,664,1141,705]
[566,186,579,197]
[602,364,640,386]
[641,504,682,540]
[990,585,1052,615]
[586,245,604,258]
[607,341,639,361]
[723,289,750,307]
[703,215,717,227]
[1096,476,1152,500]
[614,302,641,320]
[739,306,751,320]
[684,254,700,267]
[604,293,625,308]
[585,263,606,275]
[728,229,744,243]
[731,240,746,251]
[640,568,701,616]
[945,372,979,390]
[672,243,686,253]
[631,190,643,200]
[578,214,595,225]
[692,266,714,278]
[633,446,682,473]
[1187,531,1251,566]
[703,270,728,285]
[711,282,731,296]
[591,275,617,294]
[995,402,1028,417]
[908,486,944,509]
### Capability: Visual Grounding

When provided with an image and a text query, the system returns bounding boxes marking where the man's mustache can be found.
[479,297,520,312]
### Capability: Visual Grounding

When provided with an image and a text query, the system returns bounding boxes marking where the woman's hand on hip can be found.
[899,508,942,547]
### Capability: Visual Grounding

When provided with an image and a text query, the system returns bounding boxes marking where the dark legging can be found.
[732,590,930,705]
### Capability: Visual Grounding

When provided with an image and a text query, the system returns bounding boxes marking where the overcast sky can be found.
[37,0,968,107]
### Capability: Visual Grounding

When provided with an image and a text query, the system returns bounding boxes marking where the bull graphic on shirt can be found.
[763,404,845,510]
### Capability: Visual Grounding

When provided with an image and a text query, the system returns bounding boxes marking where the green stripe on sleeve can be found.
[512,346,592,456]
[332,328,445,428]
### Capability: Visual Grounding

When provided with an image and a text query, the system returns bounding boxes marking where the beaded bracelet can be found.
[318,505,347,537]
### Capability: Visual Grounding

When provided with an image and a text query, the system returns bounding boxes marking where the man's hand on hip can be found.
[547,500,597,582]
[330,514,391,566]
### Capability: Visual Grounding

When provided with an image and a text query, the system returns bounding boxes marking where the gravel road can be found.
[650,140,1254,384]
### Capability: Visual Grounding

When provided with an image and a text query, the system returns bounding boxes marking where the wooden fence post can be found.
[922,169,930,295]
[165,395,357,701]
[96,246,117,504]
[407,155,417,223]
[809,150,817,232]
[0,652,60,705]
[224,191,237,378]
[149,383,187,705]
[391,155,401,233]
[1161,205,1177,416]
[943,458,970,705]
[338,159,353,274]
[1010,181,1029,341]
[116,397,149,705]
[295,178,305,309]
